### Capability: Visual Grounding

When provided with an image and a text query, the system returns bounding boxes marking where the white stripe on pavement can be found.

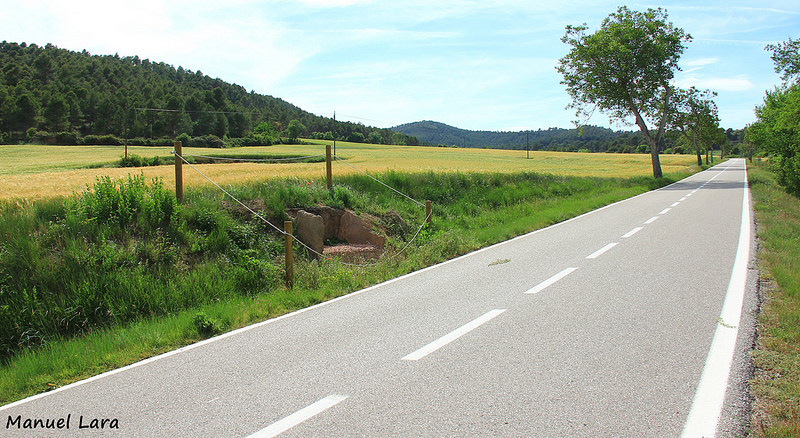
[622,227,643,238]
[525,267,578,294]
[586,243,618,259]
[402,310,506,361]
[247,395,348,438]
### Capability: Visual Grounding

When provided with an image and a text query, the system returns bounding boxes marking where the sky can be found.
[1,0,798,132]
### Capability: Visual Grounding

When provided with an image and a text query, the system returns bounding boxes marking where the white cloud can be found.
[684,58,719,67]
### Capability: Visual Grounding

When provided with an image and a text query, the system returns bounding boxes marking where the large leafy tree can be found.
[765,37,800,82]
[286,119,306,143]
[670,87,720,166]
[557,6,691,178]
[747,37,800,197]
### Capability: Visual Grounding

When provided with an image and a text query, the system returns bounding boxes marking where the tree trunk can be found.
[692,130,702,166]
[650,139,662,178]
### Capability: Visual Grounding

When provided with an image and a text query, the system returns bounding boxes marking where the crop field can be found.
[0,141,698,200]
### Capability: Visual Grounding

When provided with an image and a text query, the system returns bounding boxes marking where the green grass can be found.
[748,163,800,437]
[0,168,696,405]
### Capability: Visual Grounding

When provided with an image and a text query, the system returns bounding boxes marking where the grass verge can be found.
[748,163,800,437]
[0,168,695,405]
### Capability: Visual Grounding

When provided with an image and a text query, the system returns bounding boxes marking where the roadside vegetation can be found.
[0,168,691,404]
[748,163,800,437]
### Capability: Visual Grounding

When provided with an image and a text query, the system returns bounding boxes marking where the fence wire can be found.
[334,155,425,207]
[182,153,325,163]
[172,150,431,267]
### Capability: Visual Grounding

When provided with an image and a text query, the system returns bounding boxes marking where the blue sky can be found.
[2,0,798,131]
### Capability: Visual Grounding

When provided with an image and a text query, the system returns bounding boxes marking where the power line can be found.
[134,107,262,115]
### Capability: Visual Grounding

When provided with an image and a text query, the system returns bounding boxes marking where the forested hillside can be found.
[393,120,746,154]
[0,41,418,146]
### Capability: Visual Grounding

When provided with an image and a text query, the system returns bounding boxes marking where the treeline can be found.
[393,120,746,154]
[748,37,800,197]
[0,41,419,146]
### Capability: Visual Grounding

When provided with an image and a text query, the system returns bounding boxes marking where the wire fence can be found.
[172,148,431,268]
[181,153,326,163]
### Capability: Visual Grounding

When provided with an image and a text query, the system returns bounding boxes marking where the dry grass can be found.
[0,141,698,200]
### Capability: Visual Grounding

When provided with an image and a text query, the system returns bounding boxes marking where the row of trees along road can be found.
[747,37,800,197]
[558,6,724,178]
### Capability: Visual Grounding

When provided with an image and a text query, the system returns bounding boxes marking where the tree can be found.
[10,93,38,132]
[749,84,800,196]
[748,37,800,197]
[286,119,305,142]
[557,6,691,178]
[368,131,383,144]
[670,87,720,166]
[765,37,800,83]
[43,95,69,132]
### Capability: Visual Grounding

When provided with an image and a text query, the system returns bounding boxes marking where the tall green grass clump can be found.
[0,174,283,363]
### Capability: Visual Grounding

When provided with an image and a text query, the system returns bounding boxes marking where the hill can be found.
[0,41,418,146]
[392,120,653,153]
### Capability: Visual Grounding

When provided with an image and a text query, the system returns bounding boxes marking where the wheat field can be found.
[0,141,698,200]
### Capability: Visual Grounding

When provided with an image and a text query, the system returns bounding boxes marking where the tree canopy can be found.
[557,6,692,177]
[669,87,723,166]
[765,37,800,83]
[748,38,800,196]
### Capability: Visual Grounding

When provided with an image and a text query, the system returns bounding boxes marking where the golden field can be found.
[0,141,698,200]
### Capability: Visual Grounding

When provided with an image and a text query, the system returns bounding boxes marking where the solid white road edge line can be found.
[246,394,348,438]
[586,242,618,259]
[681,160,751,438]
[402,309,506,361]
[525,267,578,294]
[622,227,643,238]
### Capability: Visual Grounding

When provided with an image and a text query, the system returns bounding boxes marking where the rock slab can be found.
[293,210,324,257]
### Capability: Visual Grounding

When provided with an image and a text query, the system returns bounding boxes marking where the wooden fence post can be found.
[174,140,183,203]
[284,221,294,288]
[425,200,432,225]
[326,144,333,190]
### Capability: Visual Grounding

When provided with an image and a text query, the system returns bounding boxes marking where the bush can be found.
[55,131,79,145]
[82,134,122,145]
[193,312,222,336]
[192,134,225,148]
[175,133,191,147]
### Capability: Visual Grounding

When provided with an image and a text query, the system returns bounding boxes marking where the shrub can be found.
[193,312,222,336]
[82,134,122,145]
[192,134,225,148]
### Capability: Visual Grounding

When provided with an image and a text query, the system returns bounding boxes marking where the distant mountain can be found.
[391,120,654,153]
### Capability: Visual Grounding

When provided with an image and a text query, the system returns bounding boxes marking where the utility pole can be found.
[526,132,529,159]
[333,111,336,156]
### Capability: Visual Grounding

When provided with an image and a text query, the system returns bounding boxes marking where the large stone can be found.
[313,206,344,240]
[293,210,324,257]
[339,211,385,247]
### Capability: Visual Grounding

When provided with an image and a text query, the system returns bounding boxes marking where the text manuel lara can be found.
[7,414,119,430]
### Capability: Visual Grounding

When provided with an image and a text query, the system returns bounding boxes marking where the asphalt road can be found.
[1,159,756,437]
